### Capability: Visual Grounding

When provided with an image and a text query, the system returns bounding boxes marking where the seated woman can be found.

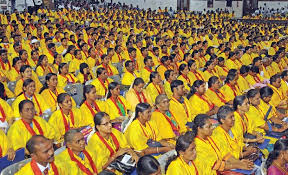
[105,82,131,123]
[188,80,218,118]
[206,76,227,107]
[8,100,59,152]
[52,53,62,72]
[125,78,152,111]
[266,139,288,175]
[14,65,43,96]
[125,103,174,156]
[145,71,165,104]
[91,67,113,99]
[12,79,50,118]
[166,131,199,175]
[80,85,107,127]
[49,93,87,143]
[136,155,161,175]
[35,55,55,77]
[221,71,241,104]
[86,112,138,173]
[187,59,204,83]
[76,63,94,84]
[57,63,79,89]
[8,57,23,82]
[202,60,219,82]
[177,64,192,92]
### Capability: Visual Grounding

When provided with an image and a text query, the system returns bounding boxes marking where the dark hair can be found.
[39,73,57,94]
[208,76,219,88]
[79,63,89,74]
[192,114,210,136]
[233,95,247,111]
[58,63,67,74]
[0,83,7,100]
[247,89,259,99]
[225,73,237,84]
[96,67,106,77]
[94,112,109,131]
[12,57,21,67]
[20,65,31,73]
[179,64,187,75]
[82,85,95,105]
[132,78,145,88]
[36,55,46,68]
[250,66,260,74]
[26,135,47,154]
[260,86,273,99]
[64,45,76,57]
[160,56,169,64]
[125,60,133,68]
[144,56,152,65]
[217,105,234,124]
[135,103,151,120]
[149,71,159,84]
[107,82,119,99]
[266,139,288,168]
[281,70,288,78]
[270,74,281,85]
[164,70,173,81]
[171,80,184,93]
[187,80,205,99]
[203,60,213,72]
[240,65,250,75]
[19,99,34,113]
[137,155,160,175]
[57,93,70,104]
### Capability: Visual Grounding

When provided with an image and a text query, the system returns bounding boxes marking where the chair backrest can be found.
[64,83,84,106]
[6,98,16,106]
[7,81,16,93]
[1,158,31,175]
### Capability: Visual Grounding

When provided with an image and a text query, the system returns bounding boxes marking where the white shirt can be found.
[36,162,50,173]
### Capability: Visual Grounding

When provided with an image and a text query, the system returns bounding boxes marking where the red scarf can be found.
[226,83,237,97]
[181,75,191,85]
[30,159,59,175]
[98,78,108,94]
[60,109,74,132]
[60,74,75,83]
[48,89,58,104]
[67,148,98,175]
[102,64,113,76]
[138,120,156,140]
[24,94,43,115]
[144,66,153,73]
[155,110,179,132]
[96,132,120,157]
[0,104,6,122]
[152,83,163,94]
[192,71,204,80]
[110,97,126,116]
[208,88,226,103]
[0,145,2,158]
[0,59,11,70]
[195,93,214,110]
[84,101,100,117]
[134,90,148,103]
[21,119,44,136]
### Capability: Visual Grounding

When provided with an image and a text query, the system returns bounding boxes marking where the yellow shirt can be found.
[164,81,173,99]
[57,74,79,89]
[226,59,241,70]
[105,96,131,120]
[241,53,253,65]
[86,129,130,172]
[237,75,251,93]
[178,75,192,91]
[79,100,107,127]
[97,64,119,76]
[56,148,96,175]
[125,119,160,151]
[187,71,205,83]
[189,94,213,118]
[246,105,266,135]
[145,83,164,104]
[0,98,14,122]
[258,100,277,120]
[69,58,86,73]
[140,67,153,83]
[203,70,218,82]
[7,68,21,82]
[0,129,11,158]
[205,88,226,107]
[271,62,281,74]
[166,157,199,175]
[90,78,113,97]
[221,84,241,102]
[48,108,87,142]
[169,97,192,132]
[7,116,60,150]
[281,79,288,98]
[14,78,43,96]
[121,71,140,86]
[12,93,50,118]
[125,88,152,111]
[269,84,286,108]
[157,65,168,80]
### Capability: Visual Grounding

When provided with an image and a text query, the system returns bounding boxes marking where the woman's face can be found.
[190,63,197,71]
[196,83,206,95]
[157,98,170,111]
[61,64,69,74]
[21,51,28,60]
[140,107,152,122]
[15,60,24,70]
[153,73,162,84]
[96,115,112,134]
[134,83,144,93]
[24,82,36,95]
[59,95,73,111]
[238,98,250,113]
[86,87,97,101]
[20,102,35,120]
[181,66,189,76]
[47,75,58,88]
[199,119,214,137]
[83,67,89,74]
[222,111,235,128]
[56,54,62,63]
[249,93,261,106]
[42,56,48,66]
[111,85,121,96]
[22,68,32,79]
[212,79,221,90]
[181,141,197,161]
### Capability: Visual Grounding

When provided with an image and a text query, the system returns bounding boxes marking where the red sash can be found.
[254,75,261,83]
[0,104,6,122]
[134,90,148,103]
[195,136,221,159]
[98,78,108,94]
[0,60,11,70]
[181,75,191,85]
[195,94,215,110]
[40,66,53,74]
[96,132,120,157]
[156,110,179,132]
[24,94,43,115]
[192,71,204,81]
[60,109,74,132]
[144,66,153,73]
[21,119,44,136]
[236,111,248,133]
[67,148,98,175]
[0,145,2,158]
[152,83,162,94]
[138,120,156,140]
[110,97,126,116]
[102,64,113,76]
[226,83,237,97]
[208,88,226,103]
[60,74,75,83]
[48,89,58,103]
[30,159,59,175]
[116,53,122,62]
[85,101,100,117]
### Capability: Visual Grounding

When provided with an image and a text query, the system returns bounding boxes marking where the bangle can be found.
[156,147,159,153]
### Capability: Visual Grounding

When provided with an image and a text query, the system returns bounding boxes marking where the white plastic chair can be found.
[1,158,31,175]
[7,81,16,93]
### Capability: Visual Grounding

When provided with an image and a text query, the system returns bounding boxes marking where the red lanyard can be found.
[181,75,191,85]
[96,132,120,157]
[138,120,156,140]
[60,74,75,83]
[116,53,122,62]
[192,71,204,80]
[0,60,11,70]
[21,119,44,136]
[85,101,100,117]
[134,90,147,103]
[30,159,59,175]
[220,126,238,150]
[24,94,43,115]
[155,110,179,132]
[195,136,220,159]
[0,104,6,122]
[179,157,199,175]
[208,88,226,103]
[98,78,108,94]
[60,109,74,132]
[152,83,162,94]
[144,66,153,73]
[67,148,98,175]
[48,89,58,104]
[40,65,53,74]
[254,75,261,83]
[226,83,237,97]
[236,111,248,133]
[195,93,214,110]
[102,64,113,76]
[110,97,126,116]
[0,145,2,158]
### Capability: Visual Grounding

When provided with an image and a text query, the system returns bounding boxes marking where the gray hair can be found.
[155,94,169,105]
[64,129,81,144]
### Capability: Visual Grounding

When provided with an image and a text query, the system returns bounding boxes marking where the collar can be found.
[36,162,50,173]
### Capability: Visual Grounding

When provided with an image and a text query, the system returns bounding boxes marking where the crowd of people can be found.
[0,3,288,175]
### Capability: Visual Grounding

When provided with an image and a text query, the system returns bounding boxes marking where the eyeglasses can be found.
[100,121,112,126]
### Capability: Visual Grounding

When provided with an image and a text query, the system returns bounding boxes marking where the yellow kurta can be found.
[7,116,60,150]
[121,71,140,86]
[14,77,43,96]
[189,94,213,117]
[0,98,14,122]
[86,129,129,172]
[205,88,226,107]
[166,157,199,175]
[164,81,173,99]
[105,96,131,120]
[0,129,11,157]
[145,83,164,104]
[221,84,241,102]
[90,78,113,97]
[57,74,79,89]
[269,84,286,108]
[140,67,153,83]
[48,108,87,142]
[12,93,50,118]
[125,88,152,112]
[237,75,251,93]
[56,149,96,175]
[79,100,107,127]
[125,119,160,151]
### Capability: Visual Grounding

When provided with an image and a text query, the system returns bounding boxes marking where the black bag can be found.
[108,154,136,174]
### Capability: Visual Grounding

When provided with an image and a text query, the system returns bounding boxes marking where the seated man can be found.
[56,129,98,174]
[15,135,67,175]
[121,60,140,86]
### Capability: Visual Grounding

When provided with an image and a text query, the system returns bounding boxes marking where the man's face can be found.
[0,52,8,61]
[32,138,55,164]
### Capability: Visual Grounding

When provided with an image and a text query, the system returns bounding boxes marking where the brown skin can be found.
[30,137,55,167]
